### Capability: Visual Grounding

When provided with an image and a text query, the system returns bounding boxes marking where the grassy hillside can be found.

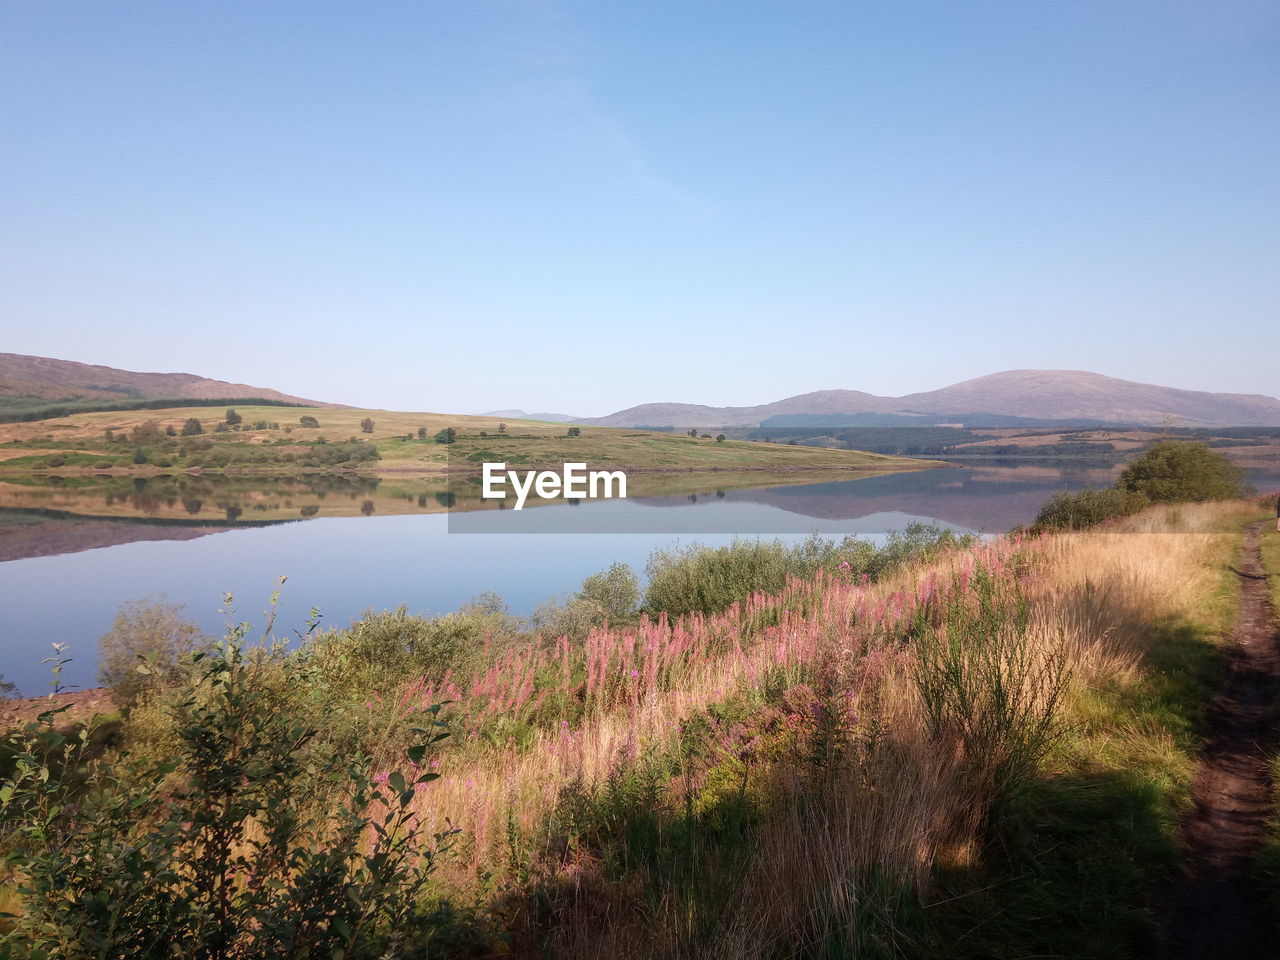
[1,501,1266,957]
[0,404,940,481]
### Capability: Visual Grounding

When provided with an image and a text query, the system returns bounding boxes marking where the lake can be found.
[4,460,1278,694]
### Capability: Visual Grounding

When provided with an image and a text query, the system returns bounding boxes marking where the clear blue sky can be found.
[2,2,1276,415]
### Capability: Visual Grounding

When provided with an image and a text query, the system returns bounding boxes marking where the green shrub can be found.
[434,428,456,444]
[644,539,793,617]
[299,415,320,428]
[577,562,639,622]
[643,526,973,617]
[98,599,207,707]
[1117,439,1244,503]
[1031,487,1150,532]
[180,418,203,436]
[1,638,453,959]
[309,598,520,697]
[913,573,1069,807]
[533,563,640,640]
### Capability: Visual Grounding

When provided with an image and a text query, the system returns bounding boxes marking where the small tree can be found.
[417,426,428,440]
[299,415,320,428]
[1117,439,1243,503]
[225,409,242,426]
[132,447,149,464]
[181,418,204,436]
[715,434,726,443]
[98,599,206,706]
[567,426,581,437]
[577,563,640,622]
[434,428,456,444]
[165,425,177,436]
[687,428,698,438]
[130,421,163,445]
[498,422,507,434]
[361,418,375,434]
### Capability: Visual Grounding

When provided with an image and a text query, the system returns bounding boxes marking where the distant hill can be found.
[482,408,580,423]
[0,353,336,412]
[580,371,1280,429]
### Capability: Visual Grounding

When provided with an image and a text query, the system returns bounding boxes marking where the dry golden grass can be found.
[386,501,1257,957]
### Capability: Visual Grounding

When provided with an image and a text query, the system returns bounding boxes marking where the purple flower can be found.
[373,772,390,783]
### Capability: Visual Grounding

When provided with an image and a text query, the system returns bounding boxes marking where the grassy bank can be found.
[1255,505,1280,927]
[1,501,1263,957]
[0,405,939,482]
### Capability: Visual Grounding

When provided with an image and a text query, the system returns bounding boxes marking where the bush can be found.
[361,417,375,434]
[180,418,203,436]
[578,562,639,622]
[131,447,148,465]
[299,415,320,428]
[225,408,242,425]
[913,573,1068,803]
[534,563,640,641]
[2,637,453,958]
[98,599,207,707]
[644,526,974,617]
[1032,487,1150,532]
[434,428,456,444]
[566,427,581,437]
[644,539,793,617]
[310,598,521,698]
[1117,439,1244,503]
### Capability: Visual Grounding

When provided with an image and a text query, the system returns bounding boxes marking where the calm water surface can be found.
[4,461,1277,694]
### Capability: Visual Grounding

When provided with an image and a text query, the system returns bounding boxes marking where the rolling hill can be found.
[0,353,335,410]
[579,370,1280,429]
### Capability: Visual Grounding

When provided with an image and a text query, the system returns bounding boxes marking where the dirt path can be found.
[1161,521,1279,958]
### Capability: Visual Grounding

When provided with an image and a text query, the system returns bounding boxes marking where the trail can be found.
[1161,521,1279,958]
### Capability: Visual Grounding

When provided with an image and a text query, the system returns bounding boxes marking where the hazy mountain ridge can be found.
[0,353,336,408]
[580,371,1280,429]
[481,409,580,423]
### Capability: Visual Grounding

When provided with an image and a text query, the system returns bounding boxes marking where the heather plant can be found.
[2,615,454,959]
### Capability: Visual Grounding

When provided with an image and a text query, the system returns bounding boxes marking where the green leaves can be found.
[2,628,454,958]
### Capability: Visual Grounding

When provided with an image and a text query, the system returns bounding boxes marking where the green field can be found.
[0,404,942,481]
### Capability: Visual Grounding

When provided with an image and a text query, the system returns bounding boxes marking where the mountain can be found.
[581,371,1280,429]
[481,408,580,423]
[0,353,335,408]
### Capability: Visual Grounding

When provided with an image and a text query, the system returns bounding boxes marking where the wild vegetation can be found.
[0,405,937,487]
[3,456,1274,955]
[1032,439,1246,531]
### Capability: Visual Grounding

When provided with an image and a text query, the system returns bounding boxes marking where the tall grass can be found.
[1,504,1260,957]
